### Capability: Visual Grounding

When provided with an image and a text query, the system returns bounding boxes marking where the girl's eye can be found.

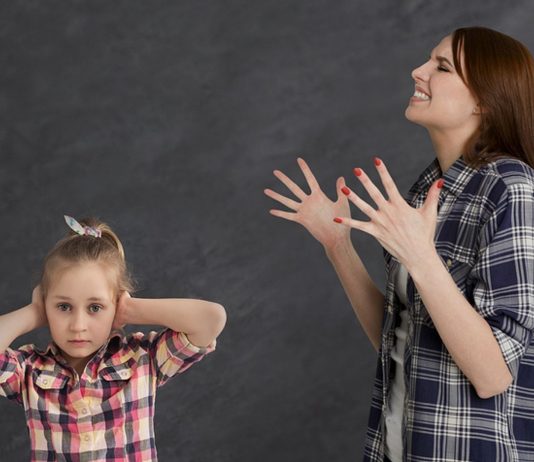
[58,303,71,312]
[438,65,449,72]
[89,304,102,313]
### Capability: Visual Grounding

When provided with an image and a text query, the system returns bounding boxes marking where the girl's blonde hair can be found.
[39,217,135,300]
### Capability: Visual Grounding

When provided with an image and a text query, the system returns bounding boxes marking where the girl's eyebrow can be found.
[53,295,107,302]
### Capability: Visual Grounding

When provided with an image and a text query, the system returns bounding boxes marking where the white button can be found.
[120,371,128,377]
[447,258,453,267]
[42,379,48,385]
[84,435,90,442]
[81,408,87,415]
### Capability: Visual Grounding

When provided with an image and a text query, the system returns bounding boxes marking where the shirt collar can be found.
[408,155,480,199]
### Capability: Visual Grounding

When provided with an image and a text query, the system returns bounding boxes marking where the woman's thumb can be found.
[424,178,444,215]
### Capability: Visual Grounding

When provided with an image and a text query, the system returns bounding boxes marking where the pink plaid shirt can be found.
[0,328,216,461]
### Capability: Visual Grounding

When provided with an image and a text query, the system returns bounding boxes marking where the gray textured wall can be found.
[1,1,533,461]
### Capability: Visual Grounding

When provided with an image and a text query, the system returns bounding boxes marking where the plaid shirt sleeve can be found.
[136,328,216,387]
[0,347,28,404]
[470,182,534,379]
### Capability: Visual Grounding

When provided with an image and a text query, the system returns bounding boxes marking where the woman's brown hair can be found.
[40,217,135,300]
[452,26,534,170]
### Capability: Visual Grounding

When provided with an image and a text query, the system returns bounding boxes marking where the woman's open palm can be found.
[264,157,351,249]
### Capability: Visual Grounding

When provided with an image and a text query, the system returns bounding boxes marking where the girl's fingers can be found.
[373,158,403,203]
[269,209,299,222]
[297,157,320,192]
[341,186,377,220]
[264,188,300,211]
[273,169,307,201]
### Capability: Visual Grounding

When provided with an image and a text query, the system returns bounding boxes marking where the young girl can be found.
[0,215,226,461]
[265,27,534,461]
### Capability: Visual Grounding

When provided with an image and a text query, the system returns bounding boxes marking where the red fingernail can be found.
[353,168,362,177]
[437,179,444,188]
[374,157,381,166]
[333,217,343,223]
[341,186,351,196]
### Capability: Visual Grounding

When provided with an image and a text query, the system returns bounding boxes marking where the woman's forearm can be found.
[0,305,41,352]
[125,297,226,347]
[407,249,513,398]
[325,240,385,353]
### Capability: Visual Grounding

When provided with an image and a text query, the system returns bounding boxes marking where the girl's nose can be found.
[70,312,88,331]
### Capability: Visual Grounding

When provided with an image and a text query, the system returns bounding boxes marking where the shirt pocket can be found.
[418,250,476,329]
[34,369,70,390]
[99,364,134,382]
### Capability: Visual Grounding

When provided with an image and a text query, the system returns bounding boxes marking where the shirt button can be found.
[446,258,453,267]
[42,379,48,385]
[81,408,88,415]
[120,371,128,377]
[84,435,90,442]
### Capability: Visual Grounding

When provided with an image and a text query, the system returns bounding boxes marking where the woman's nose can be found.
[411,61,429,83]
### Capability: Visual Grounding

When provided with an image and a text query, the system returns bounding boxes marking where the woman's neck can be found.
[427,125,477,173]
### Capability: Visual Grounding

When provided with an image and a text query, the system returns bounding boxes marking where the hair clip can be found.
[64,215,102,238]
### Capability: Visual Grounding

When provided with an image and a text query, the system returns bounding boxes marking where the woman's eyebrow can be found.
[429,53,454,68]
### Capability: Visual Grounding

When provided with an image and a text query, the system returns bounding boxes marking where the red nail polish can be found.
[333,217,343,223]
[374,157,381,166]
[341,186,350,196]
[437,179,444,188]
[353,168,362,177]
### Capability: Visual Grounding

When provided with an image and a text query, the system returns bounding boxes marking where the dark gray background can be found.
[1,1,533,461]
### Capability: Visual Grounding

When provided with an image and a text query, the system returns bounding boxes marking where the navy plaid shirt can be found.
[363,155,534,462]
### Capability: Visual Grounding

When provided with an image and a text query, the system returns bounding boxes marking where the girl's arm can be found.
[0,287,47,352]
[118,294,226,348]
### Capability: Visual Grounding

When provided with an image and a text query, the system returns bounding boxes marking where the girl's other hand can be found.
[264,157,351,251]
[112,291,131,330]
[31,285,48,329]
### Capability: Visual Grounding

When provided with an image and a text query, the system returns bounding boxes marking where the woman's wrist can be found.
[324,237,354,261]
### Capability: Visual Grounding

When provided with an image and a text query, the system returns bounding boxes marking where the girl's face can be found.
[405,34,480,133]
[45,261,118,374]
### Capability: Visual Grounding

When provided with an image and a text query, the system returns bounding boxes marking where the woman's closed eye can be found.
[437,65,449,72]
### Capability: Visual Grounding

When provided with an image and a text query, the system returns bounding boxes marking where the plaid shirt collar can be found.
[408,155,480,199]
[34,331,128,376]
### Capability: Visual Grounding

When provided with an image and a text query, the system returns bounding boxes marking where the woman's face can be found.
[405,34,480,133]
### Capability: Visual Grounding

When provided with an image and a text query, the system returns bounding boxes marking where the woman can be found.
[264,27,534,462]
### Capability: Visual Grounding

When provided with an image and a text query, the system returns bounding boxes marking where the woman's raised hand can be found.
[264,157,351,250]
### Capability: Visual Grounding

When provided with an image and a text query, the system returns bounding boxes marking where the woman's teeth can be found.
[413,90,430,100]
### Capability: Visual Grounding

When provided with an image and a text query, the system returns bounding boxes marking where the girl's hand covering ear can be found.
[113,291,131,330]
[31,285,48,329]
[264,157,352,250]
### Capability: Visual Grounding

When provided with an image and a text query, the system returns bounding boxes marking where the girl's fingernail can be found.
[437,179,444,188]
[374,157,381,166]
[333,217,343,223]
[353,168,362,177]
[341,186,351,196]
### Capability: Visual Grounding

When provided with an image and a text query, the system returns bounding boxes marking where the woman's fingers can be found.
[373,157,403,203]
[273,169,307,201]
[353,167,388,208]
[269,209,299,222]
[264,188,300,211]
[297,157,320,192]
[340,186,377,220]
